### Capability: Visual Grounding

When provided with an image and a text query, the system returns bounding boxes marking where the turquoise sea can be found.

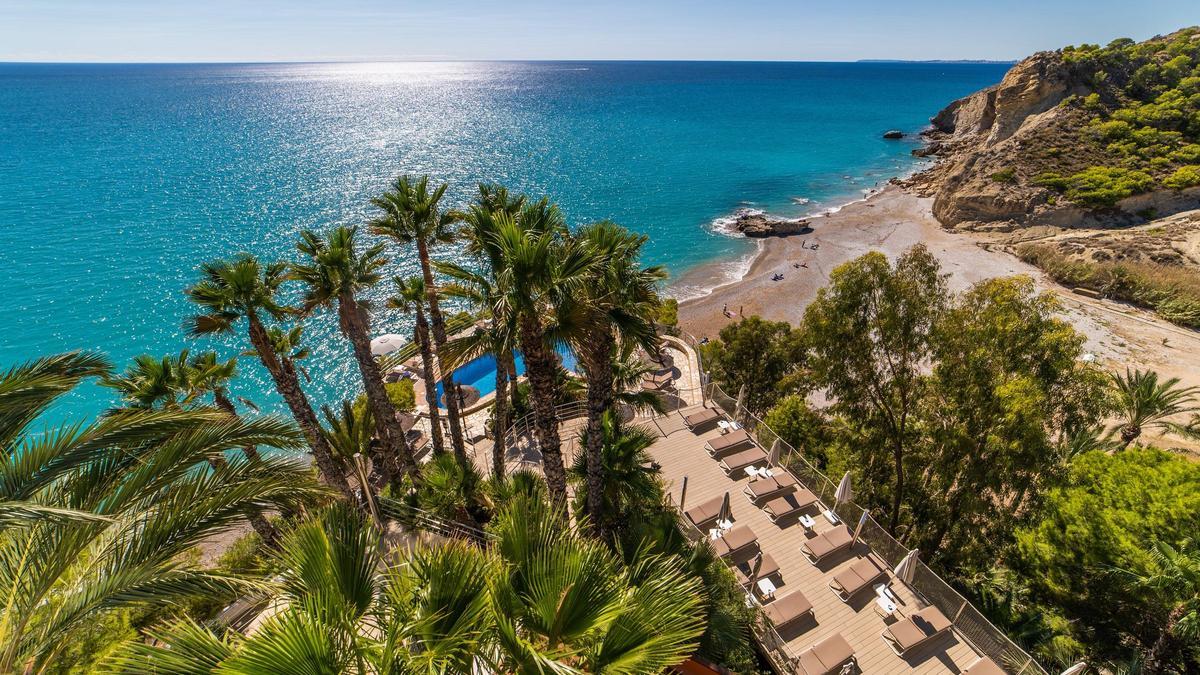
[0,61,1007,420]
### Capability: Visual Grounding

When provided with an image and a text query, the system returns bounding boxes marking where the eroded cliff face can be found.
[905,46,1200,232]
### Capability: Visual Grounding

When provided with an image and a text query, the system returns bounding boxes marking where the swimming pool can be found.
[434,345,578,408]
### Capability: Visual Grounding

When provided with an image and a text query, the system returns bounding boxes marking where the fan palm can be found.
[186,254,354,499]
[386,276,446,457]
[1118,539,1200,673]
[291,225,418,488]
[562,221,666,527]
[103,349,280,546]
[369,175,468,461]
[1109,368,1200,450]
[611,348,669,416]
[0,351,325,672]
[570,411,662,538]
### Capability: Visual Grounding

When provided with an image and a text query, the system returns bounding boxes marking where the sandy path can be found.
[674,186,1200,450]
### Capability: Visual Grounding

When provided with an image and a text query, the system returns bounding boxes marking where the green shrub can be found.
[1033,171,1069,192]
[386,379,416,411]
[1063,166,1154,208]
[1163,164,1200,189]
[990,167,1017,183]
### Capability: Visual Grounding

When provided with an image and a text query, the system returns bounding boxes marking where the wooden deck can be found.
[646,406,988,675]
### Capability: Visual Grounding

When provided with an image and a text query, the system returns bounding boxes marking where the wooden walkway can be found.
[646,406,988,675]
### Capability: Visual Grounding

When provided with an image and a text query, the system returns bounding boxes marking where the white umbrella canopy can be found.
[1060,663,1088,675]
[768,439,782,466]
[894,549,920,584]
[370,334,408,357]
[834,471,853,505]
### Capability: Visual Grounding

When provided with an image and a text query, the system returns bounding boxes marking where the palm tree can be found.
[186,254,355,499]
[563,221,666,527]
[1109,368,1200,449]
[1119,539,1200,673]
[570,410,662,537]
[612,347,670,416]
[102,349,281,546]
[482,206,598,508]
[291,225,418,488]
[0,351,325,671]
[108,494,705,673]
[369,175,468,460]
[387,276,446,457]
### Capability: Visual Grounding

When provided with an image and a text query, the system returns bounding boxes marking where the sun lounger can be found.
[882,605,953,656]
[762,488,819,523]
[963,657,1006,675]
[719,447,768,475]
[683,408,720,431]
[684,494,726,529]
[830,556,888,601]
[796,632,856,675]
[705,429,753,457]
[711,524,758,558]
[762,589,814,631]
[801,524,853,564]
[743,471,799,501]
[734,552,780,584]
[640,371,674,391]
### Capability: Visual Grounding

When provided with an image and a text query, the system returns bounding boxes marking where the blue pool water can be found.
[0,61,1008,421]
[434,345,578,407]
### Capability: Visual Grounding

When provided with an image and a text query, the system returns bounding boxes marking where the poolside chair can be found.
[882,605,953,656]
[719,447,768,475]
[711,524,758,558]
[762,488,819,523]
[743,471,799,502]
[762,589,814,632]
[963,657,1006,675]
[800,524,853,564]
[734,552,780,585]
[829,556,888,601]
[705,429,753,457]
[683,494,726,529]
[683,407,720,431]
[640,371,674,391]
[796,632,857,675]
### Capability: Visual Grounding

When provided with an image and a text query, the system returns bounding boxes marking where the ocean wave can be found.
[790,196,811,205]
[667,246,761,302]
[705,208,763,238]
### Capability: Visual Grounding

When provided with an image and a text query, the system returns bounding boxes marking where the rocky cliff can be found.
[905,28,1200,233]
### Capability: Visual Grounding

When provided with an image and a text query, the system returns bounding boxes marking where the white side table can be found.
[799,514,816,532]
[756,577,777,600]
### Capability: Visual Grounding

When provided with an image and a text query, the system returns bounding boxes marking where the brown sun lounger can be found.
[719,447,768,475]
[683,407,720,431]
[830,556,888,601]
[963,657,1006,675]
[883,605,953,656]
[763,589,814,630]
[743,471,799,502]
[796,632,857,675]
[762,488,819,522]
[801,524,853,564]
[711,524,758,558]
[734,552,780,584]
[706,429,753,457]
[640,371,674,391]
[684,494,726,529]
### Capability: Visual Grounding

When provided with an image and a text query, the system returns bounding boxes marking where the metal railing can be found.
[704,381,1048,675]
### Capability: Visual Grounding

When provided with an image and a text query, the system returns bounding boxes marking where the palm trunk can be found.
[212,390,278,547]
[247,313,355,500]
[414,309,446,456]
[416,239,468,462]
[338,297,418,488]
[1119,424,1139,450]
[519,315,568,509]
[491,352,509,479]
[1143,604,1186,674]
[582,333,615,532]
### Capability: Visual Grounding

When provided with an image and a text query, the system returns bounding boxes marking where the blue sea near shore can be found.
[0,61,1007,420]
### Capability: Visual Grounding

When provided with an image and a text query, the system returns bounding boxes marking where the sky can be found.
[1,0,1197,63]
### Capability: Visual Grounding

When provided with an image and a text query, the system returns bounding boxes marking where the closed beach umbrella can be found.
[749,551,764,583]
[735,384,747,423]
[718,491,732,524]
[370,333,408,357]
[834,471,853,505]
[768,438,782,466]
[679,476,689,511]
[893,549,920,584]
[1060,663,1088,675]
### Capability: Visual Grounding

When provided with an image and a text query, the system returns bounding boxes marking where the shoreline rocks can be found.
[883,130,905,139]
[731,210,812,237]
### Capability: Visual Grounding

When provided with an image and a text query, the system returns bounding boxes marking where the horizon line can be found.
[0,57,1021,66]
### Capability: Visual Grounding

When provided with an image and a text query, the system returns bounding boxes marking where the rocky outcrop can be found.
[731,211,812,237]
[883,130,905,139]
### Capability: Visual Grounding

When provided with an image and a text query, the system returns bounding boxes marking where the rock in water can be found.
[883,130,905,139]
[731,210,811,237]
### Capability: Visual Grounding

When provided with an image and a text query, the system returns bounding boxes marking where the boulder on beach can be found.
[731,210,811,237]
[883,130,905,139]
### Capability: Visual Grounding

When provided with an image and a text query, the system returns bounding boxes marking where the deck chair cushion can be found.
[684,494,725,528]
[762,488,818,521]
[719,447,768,474]
[883,605,952,655]
[735,552,780,584]
[712,524,758,558]
[797,632,856,675]
[706,429,752,456]
[963,657,1006,675]
[683,408,720,430]
[763,589,813,629]
[802,524,853,562]
[745,471,799,501]
[831,556,888,600]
